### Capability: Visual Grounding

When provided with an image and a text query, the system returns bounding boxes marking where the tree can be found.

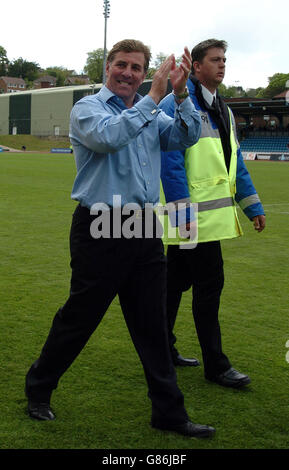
[84,49,104,83]
[218,83,245,98]
[146,52,182,80]
[146,68,156,79]
[154,53,168,68]
[245,87,264,98]
[256,73,289,98]
[0,46,9,76]
[44,66,76,87]
[8,57,40,82]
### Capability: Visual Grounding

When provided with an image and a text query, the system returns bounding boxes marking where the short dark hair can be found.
[191,39,228,74]
[107,39,151,72]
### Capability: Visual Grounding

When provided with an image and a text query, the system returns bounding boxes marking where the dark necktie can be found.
[212,96,219,113]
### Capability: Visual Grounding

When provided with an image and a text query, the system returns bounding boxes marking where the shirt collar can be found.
[98,85,115,102]
[98,85,142,106]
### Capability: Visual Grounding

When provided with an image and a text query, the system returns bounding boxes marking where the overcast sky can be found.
[2,0,288,90]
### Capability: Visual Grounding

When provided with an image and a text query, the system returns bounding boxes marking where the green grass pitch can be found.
[0,152,288,449]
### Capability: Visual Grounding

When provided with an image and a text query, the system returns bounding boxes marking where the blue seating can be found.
[240,136,289,153]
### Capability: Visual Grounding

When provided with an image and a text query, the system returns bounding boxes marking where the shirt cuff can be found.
[176,97,198,125]
[134,95,160,122]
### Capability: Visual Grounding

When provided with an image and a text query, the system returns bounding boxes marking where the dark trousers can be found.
[166,241,231,377]
[26,204,188,425]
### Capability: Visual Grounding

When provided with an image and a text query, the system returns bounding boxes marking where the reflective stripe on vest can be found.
[198,196,234,212]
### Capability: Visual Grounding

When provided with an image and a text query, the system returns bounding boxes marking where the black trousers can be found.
[166,242,231,377]
[26,204,188,425]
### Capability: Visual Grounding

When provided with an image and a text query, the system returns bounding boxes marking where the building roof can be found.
[65,75,90,85]
[0,76,26,85]
[34,75,57,84]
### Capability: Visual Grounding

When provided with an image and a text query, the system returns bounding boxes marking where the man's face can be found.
[193,47,226,92]
[106,51,146,107]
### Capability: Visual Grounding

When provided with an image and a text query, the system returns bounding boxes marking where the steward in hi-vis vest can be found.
[160,39,266,385]
[159,75,264,245]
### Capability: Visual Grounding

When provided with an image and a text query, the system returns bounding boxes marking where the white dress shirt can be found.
[201,84,216,107]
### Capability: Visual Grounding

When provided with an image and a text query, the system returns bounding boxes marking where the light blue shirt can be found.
[69,86,201,209]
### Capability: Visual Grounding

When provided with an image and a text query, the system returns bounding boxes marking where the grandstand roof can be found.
[223,97,264,102]
[225,97,289,119]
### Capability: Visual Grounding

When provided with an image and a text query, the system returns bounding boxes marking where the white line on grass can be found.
[263,203,289,207]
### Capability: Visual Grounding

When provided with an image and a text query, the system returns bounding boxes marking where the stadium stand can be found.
[240,136,289,153]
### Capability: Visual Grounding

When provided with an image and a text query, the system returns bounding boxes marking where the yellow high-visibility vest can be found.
[159,109,243,245]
